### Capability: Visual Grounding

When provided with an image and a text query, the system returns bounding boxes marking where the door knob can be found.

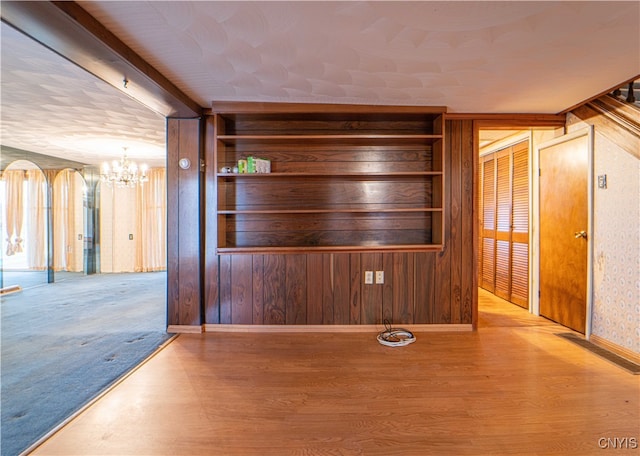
[574,230,587,239]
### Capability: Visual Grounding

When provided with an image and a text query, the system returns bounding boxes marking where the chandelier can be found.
[101,148,148,188]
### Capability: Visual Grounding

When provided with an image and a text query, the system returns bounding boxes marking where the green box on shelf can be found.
[246,156,271,173]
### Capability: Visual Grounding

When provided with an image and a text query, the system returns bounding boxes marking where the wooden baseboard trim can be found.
[0,284,22,296]
[590,334,640,365]
[167,325,203,334]
[203,324,473,333]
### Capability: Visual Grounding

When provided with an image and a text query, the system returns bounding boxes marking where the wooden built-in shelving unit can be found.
[212,102,446,254]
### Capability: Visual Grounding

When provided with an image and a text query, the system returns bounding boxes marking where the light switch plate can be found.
[597,174,607,189]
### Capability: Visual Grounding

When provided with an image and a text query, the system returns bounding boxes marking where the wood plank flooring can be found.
[31,289,639,455]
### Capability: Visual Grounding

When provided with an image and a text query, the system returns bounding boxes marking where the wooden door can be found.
[494,153,511,301]
[479,140,529,307]
[480,158,496,292]
[510,146,529,307]
[539,134,589,333]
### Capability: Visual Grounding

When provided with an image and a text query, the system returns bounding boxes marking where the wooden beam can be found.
[1,1,201,117]
[560,73,640,115]
[209,101,447,115]
[587,97,640,139]
[573,102,640,160]
[447,113,566,128]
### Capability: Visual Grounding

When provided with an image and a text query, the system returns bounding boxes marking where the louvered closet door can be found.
[494,153,511,301]
[480,158,496,291]
[510,143,529,307]
[479,140,530,308]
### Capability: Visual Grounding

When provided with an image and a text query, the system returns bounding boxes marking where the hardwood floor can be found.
[31,289,639,455]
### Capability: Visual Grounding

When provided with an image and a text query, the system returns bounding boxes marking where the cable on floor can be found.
[377,319,416,347]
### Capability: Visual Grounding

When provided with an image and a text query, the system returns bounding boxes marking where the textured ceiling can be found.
[1,1,639,168]
[81,0,639,112]
[1,23,166,167]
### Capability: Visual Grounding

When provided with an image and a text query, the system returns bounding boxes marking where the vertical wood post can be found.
[167,117,203,330]
[203,115,220,324]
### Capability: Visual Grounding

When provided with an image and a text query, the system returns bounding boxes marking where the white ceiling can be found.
[1,23,167,168]
[2,1,639,167]
[80,0,639,112]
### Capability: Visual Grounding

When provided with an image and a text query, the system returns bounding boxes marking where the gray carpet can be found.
[1,272,172,456]
[1,270,82,291]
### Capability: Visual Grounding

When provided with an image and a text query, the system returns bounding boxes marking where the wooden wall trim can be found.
[167,325,203,334]
[208,101,447,114]
[590,334,640,364]
[204,324,472,333]
[448,113,566,127]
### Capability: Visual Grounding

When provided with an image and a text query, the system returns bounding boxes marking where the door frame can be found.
[532,126,594,337]
[479,131,532,300]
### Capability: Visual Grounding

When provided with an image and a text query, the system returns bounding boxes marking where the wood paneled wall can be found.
[202,119,476,326]
[167,117,202,327]
[218,252,436,325]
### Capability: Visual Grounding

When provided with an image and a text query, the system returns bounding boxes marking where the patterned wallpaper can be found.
[568,114,640,354]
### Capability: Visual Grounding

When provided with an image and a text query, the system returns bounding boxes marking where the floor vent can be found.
[557,332,640,375]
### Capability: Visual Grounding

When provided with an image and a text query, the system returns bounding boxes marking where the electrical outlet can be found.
[364,271,374,284]
[375,271,384,284]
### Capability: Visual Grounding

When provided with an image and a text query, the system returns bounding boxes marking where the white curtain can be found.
[135,168,166,271]
[2,170,25,256]
[53,169,83,271]
[26,169,47,269]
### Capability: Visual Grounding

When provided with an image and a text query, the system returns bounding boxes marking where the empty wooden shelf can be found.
[211,102,446,254]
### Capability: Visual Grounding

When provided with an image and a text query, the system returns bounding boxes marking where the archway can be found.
[0,160,48,290]
[52,168,86,279]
